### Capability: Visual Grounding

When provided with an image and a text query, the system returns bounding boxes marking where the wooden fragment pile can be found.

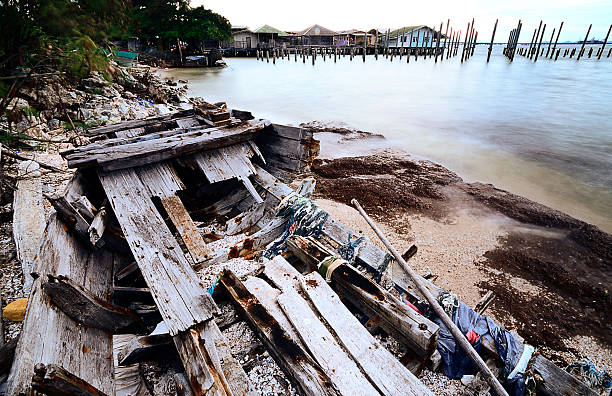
[3,102,600,396]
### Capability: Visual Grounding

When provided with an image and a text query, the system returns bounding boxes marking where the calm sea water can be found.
[162,45,612,232]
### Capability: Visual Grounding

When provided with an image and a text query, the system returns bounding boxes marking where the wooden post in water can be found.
[408,29,413,63]
[551,22,563,59]
[598,24,612,60]
[608,47,612,57]
[446,28,452,59]
[415,30,420,60]
[531,21,542,59]
[577,24,592,60]
[487,19,498,62]
[534,23,546,62]
[435,22,442,62]
[375,29,379,60]
[363,31,367,62]
[545,28,555,58]
[455,30,460,56]
[466,22,474,60]
[442,19,450,61]
[471,31,478,56]
[512,20,522,60]
[527,27,537,58]
[588,47,593,58]
[462,21,470,61]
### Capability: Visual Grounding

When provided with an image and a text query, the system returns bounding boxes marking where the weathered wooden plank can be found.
[302,271,433,396]
[263,256,302,292]
[194,143,256,185]
[161,195,211,263]
[32,363,109,396]
[99,168,217,336]
[239,176,264,204]
[219,270,340,396]
[252,164,293,202]
[136,161,185,198]
[45,192,92,246]
[532,355,598,396]
[66,120,269,171]
[84,109,195,136]
[13,160,46,294]
[7,212,115,395]
[42,274,144,333]
[243,277,305,350]
[206,318,257,396]
[277,289,381,396]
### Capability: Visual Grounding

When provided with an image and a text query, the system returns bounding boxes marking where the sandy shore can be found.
[304,125,612,372]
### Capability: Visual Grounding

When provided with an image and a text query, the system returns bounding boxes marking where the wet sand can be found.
[307,129,612,370]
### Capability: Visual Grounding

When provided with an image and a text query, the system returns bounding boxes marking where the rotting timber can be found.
[5,101,601,396]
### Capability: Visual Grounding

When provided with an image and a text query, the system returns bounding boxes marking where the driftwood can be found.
[32,363,108,396]
[65,120,269,171]
[42,275,144,333]
[219,270,340,396]
[286,235,439,358]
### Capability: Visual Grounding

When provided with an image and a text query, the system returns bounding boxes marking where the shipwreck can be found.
[2,101,601,396]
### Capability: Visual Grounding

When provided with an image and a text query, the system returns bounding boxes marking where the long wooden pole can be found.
[577,24,592,60]
[487,19,498,62]
[462,21,470,61]
[511,20,522,60]
[534,23,546,62]
[551,22,563,60]
[351,199,510,396]
[442,19,450,61]
[598,24,612,60]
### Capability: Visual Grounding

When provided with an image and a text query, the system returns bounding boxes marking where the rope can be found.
[566,358,611,391]
[337,232,365,264]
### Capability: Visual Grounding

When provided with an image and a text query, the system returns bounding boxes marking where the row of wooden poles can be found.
[255,19,483,65]
[505,21,612,61]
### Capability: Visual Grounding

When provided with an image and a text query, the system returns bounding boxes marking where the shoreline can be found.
[301,129,611,370]
[1,64,610,392]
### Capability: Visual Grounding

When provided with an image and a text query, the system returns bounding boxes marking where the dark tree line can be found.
[0,0,231,75]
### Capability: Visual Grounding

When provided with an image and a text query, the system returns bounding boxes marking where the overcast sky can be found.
[192,0,611,42]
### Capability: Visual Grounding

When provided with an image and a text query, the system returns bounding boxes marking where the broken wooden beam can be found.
[84,109,195,137]
[160,195,211,264]
[219,270,341,396]
[475,291,495,314]
[117,333,174,366]
[32,363,108,396]
[42,275,145,333]
[88,206,107,247]
[65,120,269,171]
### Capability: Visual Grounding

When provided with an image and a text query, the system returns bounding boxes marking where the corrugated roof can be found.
[298,24,338,36]
[252,25,288,36]
[389,26,428,38]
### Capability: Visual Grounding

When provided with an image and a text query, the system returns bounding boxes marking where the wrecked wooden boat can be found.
[4,102,601,395]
